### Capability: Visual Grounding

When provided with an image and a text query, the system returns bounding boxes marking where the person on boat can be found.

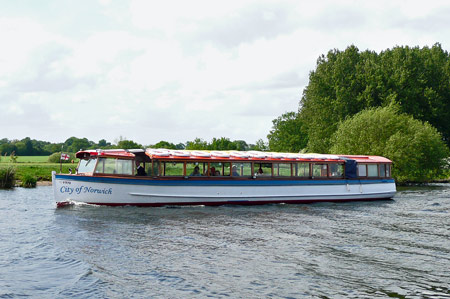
[232,165,239,176]
[136,161,146,176]
[190,166,201,176]
[210,167,216,176]
[257,167,264,175]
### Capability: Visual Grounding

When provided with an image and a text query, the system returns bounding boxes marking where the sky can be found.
[2,0,450,146]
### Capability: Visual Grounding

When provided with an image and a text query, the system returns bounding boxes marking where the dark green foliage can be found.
[252,139,269,151]
[21,174,37,188]
[64,137,95,152]
[267,111,308,152]
[0,166,15,189]
[300,43,450,152]
[184,137,251,151]
[331,105,449,183]
[116,140,142,149]
[185,138,209,150]
[151,141,178,149]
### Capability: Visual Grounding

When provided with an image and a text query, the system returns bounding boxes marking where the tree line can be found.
[0,136,267,156]
[267,43,450,182]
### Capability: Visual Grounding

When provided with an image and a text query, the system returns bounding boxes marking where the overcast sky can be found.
[2,0,450,146]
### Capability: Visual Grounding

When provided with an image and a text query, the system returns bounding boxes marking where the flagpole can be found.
[60,145,63,173]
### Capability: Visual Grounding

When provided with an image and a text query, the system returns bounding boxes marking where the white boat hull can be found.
[52,172,396,206]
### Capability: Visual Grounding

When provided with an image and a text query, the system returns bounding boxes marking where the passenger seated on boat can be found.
[210,167,216,176]
[215,170,221,176]
[257,167,264,175]
[190,166,201,176]
[136,161,146,176]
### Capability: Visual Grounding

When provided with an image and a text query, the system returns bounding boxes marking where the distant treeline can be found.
[0,136,267,156]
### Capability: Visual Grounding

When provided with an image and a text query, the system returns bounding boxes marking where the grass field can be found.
[0,156,49,163]
[0,156,77,181]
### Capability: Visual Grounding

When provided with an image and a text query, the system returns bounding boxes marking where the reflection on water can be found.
[1,185,449,298]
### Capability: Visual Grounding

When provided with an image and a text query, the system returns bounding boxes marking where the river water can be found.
[0,185,449,298]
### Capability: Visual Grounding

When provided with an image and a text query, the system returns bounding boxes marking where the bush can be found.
[48,152,76,163]
[0,166,16,189]
[331,105,450,183]
[21,174,37,188]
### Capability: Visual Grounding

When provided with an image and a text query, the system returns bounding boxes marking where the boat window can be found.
[329,163,344,178]
[358,164,367,177]
[254,163,272,176]
[149,161,159,176]
[78,158,97,173]
[163,161,184,176]
[386,164,391,177]
[312,164,328,177]
[295,163,310,177]
[379,164,386,177]
[232,162,251,176]
[222,162,231,176]
[367,164,378,177]
[273,163,291,176]
[210,162,231,176]
[117,159,133,175]
[95,157,133,175]
[186,162,206,176]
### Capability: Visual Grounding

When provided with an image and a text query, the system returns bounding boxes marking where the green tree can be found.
[65,137,94,153]
[299,43,450,152]
[151,141,177,149]
[185,138,208,150]
[175,143,185,150]
[0,142,17,156]
[252,139,269,151]
[97,139,112,148]
[117,140,142,149]
[268,111,308,152]
[209,137,235,150]
[330,105,449,183]
[231,140,249,151]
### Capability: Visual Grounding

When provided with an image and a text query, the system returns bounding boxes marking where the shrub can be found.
[331,105,450,183]
[21,174,37,188]
[48,152,76,163]
[0,166,16,189]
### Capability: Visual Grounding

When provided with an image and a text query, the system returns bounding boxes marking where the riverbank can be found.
[0,163,74,182]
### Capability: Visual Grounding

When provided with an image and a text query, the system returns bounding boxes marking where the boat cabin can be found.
[75,149,392,180]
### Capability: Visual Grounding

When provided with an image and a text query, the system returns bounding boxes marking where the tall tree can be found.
[299,43,450,152]
[267,111,308,152]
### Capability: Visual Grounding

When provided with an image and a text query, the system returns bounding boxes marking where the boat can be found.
[52,149,396,207]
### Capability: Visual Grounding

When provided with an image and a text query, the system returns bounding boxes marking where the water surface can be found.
[1,185,449,298]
